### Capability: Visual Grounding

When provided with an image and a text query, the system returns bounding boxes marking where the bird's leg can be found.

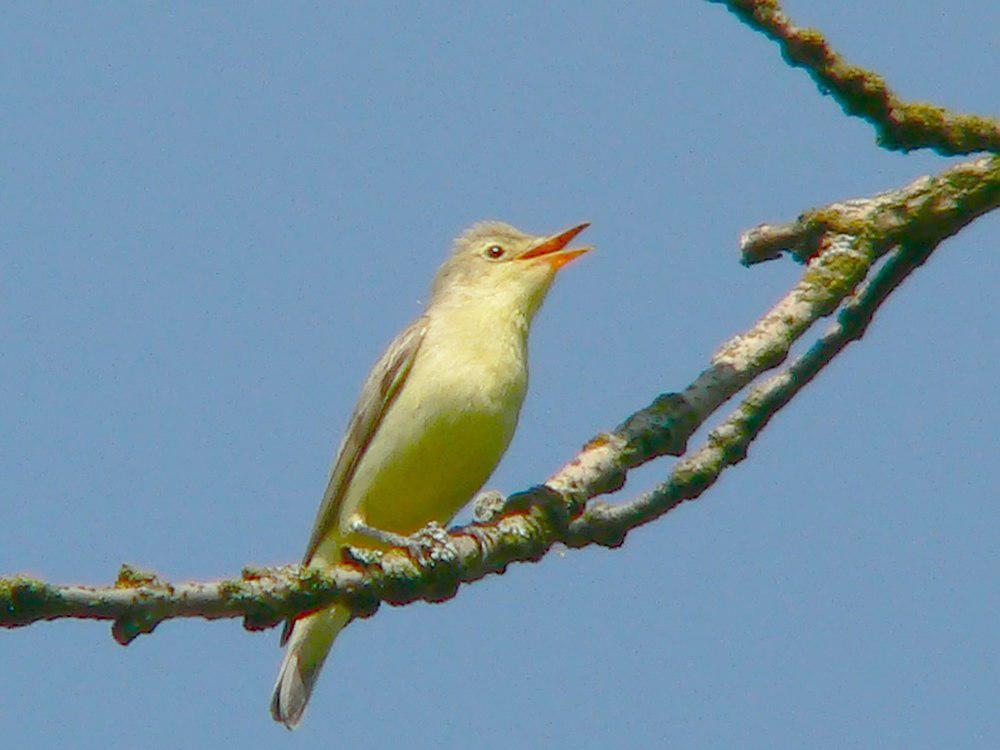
[346,515,458,567]
[405,521,459,565]
[346,515,414,548]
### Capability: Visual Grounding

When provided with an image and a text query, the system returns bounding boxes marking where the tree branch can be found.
[4,155,995,642]
[709,0,1000,155]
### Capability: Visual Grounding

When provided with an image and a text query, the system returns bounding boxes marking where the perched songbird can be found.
[271,220,591,728]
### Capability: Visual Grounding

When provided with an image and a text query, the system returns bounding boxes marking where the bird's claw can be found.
[405,521,458,566]
[346,515,457,567]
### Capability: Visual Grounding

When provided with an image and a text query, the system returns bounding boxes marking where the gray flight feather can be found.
[302,315,430,564]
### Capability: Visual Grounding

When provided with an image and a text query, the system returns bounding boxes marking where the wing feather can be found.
[300,315,429,564]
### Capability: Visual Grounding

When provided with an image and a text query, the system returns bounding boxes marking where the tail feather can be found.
[270,604,351,729]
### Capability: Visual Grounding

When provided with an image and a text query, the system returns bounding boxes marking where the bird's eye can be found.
[484,244,506,260]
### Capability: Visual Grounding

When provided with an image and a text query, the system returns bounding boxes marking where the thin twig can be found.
[740,155,999,265]
[709,0,1000,155]
[567,237,935,544]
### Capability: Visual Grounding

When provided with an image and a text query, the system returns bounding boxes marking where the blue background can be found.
[1,2,996,748]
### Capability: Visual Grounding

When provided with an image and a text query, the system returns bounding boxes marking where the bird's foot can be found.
[406,521,459,566]
[346,516,458,567]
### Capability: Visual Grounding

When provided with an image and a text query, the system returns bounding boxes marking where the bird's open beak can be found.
[518,223,592,270]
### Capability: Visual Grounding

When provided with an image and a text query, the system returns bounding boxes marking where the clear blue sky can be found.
[2,2,997,748]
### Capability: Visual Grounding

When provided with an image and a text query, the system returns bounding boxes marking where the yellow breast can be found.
[336,302,529,544]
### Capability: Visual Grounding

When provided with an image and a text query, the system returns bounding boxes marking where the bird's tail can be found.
[270,603,352,729]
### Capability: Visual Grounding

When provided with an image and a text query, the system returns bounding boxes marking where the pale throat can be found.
[420,290,540,411]
[432,290,532,354]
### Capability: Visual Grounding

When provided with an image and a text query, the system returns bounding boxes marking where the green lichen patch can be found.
[715,0,1000,154]
[111,610,163,646]
[0,576,60,627]
[619,393,694,461]
[114,564,163,589]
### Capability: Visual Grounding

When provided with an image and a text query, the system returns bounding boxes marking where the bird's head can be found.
[429,221,591,318]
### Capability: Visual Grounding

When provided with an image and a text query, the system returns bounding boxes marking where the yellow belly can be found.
[348,398,514,537]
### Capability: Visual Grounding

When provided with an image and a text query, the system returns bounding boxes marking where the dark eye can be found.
[484,244,506,260]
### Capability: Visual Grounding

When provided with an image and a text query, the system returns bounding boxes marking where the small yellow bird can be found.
[270,220,591,728]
